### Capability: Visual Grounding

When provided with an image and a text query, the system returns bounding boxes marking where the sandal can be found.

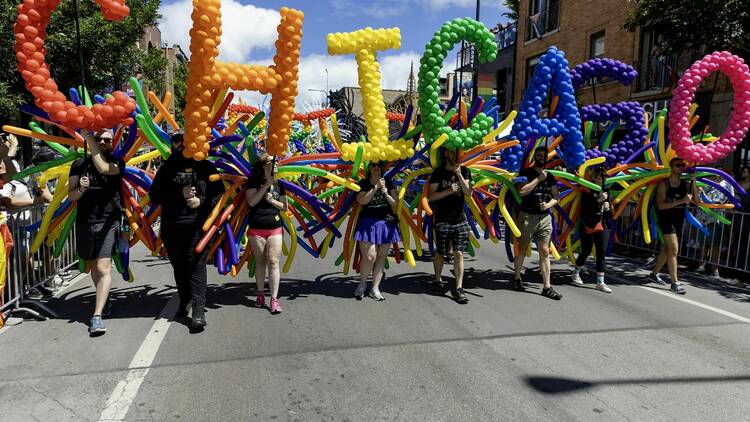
[512,279,525,292]
[541,287,562,300]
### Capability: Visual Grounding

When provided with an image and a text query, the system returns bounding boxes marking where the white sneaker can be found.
[596,283,612,293]
[368,287,385,301]
[571,270,584,286]
[354,281,367,299]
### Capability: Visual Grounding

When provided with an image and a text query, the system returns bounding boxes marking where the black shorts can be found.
[657,214,684,236]
[76,220,119,261]
[434,220,470,258]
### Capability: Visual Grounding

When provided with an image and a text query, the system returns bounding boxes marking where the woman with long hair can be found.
[245,154,288,314]
[353,161,400,300]
[571,166,613,293]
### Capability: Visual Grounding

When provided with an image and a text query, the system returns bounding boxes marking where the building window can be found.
[527,0,560,41]
[525,55,541,87]
[590,31,605,59]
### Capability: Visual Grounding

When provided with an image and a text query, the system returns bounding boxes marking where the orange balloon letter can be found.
[14,0,136,129]
[183,2,303,160]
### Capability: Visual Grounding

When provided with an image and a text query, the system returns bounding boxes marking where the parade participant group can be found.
[2,1,750,335]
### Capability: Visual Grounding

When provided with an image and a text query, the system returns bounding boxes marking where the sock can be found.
[596,274,604,284]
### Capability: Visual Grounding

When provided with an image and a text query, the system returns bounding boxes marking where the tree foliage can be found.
[503,0,519,22]
[0,0,161,123]
[172,57,188,126]
[623,0,750,59]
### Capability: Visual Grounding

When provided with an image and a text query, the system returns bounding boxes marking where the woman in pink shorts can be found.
[245,154,288,314]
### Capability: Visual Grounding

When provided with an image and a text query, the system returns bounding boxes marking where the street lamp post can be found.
[472,0,480,103]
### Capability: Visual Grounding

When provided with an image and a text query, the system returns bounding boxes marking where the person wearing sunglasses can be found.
[150,133,225,329]
[428,148,473,304]
[353,161,400,301]
[68,130,125,335]
[245,154,288,314]
[648,157,702,294]
[513,146,562,300]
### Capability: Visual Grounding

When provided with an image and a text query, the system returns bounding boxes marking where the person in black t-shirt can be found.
[428,149,472,304]
[647,157,701,294]
[244,154,288,314]
[513,146,562,300]
[353,161,400,301]
[150,133,225,329]
[68,130,125,335]
[571,166,613,293]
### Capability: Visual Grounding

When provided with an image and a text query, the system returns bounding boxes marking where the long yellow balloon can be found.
[429,134,448,168]
[31,177,69,253]
[641,184,657,244]
[498,186,521,238]
[280,212,297,273]
[127,149,162,166]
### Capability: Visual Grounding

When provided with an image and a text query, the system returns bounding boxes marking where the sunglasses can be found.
[96,136,113,143]
[673,164,686,169]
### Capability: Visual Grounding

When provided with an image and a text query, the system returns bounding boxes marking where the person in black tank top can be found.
[648,158,701,294]
[244,154,288,314]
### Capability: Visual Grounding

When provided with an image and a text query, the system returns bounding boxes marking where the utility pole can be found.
[471,0,480,103]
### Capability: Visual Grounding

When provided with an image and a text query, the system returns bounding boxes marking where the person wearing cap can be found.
[353,161,400,301]
[513,146,562,300]
[150,133,225,329]
[428,148,472,304]
[68,130,125,335]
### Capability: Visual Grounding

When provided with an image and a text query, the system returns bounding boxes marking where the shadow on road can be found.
[525,374,750,394]
[47,285,175,327]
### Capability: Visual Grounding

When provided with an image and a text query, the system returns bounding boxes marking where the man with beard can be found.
[68,130,125,335]
[428,149,472,304]
[513,146,562,300]
[150,134,224,330]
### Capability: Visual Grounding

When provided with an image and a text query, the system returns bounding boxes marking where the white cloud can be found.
[232,52,423,110]
[420,0,476,9]
[159,0,280,62]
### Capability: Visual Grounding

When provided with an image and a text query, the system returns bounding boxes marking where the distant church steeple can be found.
[406,61,417,106]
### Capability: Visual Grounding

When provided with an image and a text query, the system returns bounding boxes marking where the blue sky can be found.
[159,0,511,107]
[246,0,510,56]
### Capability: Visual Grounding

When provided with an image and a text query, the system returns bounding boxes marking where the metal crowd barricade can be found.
[614,203,749,274]
[1,206,79,322]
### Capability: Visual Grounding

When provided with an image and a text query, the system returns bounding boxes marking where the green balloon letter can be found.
[418,18,497,150]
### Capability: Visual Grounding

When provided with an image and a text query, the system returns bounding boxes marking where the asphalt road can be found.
[1,241,749,421]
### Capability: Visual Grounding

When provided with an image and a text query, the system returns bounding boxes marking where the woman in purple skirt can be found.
[353,162,400,301]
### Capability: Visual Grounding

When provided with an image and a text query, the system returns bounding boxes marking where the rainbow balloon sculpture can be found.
[4,1,750,284]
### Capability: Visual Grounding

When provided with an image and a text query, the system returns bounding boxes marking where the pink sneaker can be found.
[270,297,282,314]
[255,293,266,308]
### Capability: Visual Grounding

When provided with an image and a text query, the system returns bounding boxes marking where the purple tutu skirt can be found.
[354,217,401,245]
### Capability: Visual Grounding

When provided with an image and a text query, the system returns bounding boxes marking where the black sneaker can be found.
[451,288,469,304]
[512,279,525,292]
[433,279,445,293]
[191,299,206,329]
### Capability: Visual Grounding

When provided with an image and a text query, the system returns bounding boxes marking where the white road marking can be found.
[98,294,178,422]
[608,274,750,324]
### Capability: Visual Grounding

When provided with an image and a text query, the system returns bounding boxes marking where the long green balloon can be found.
[12,153,82,181]
[28,122,70,156]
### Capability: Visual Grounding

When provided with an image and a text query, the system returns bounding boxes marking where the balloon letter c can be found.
[14,0,136,129]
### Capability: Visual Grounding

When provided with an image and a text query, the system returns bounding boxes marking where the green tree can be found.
[623,0,750,59]
[139,44,168,99]
[172,58,188,126]
[0,0,161,123]
[503,0,519,21]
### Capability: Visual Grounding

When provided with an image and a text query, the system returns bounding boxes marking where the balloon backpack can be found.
[6,1,750,280]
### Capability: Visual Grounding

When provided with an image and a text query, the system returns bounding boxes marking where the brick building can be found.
[512,0,745,170]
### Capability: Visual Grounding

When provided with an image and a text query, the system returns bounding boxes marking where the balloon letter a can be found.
[183,2,303,160]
